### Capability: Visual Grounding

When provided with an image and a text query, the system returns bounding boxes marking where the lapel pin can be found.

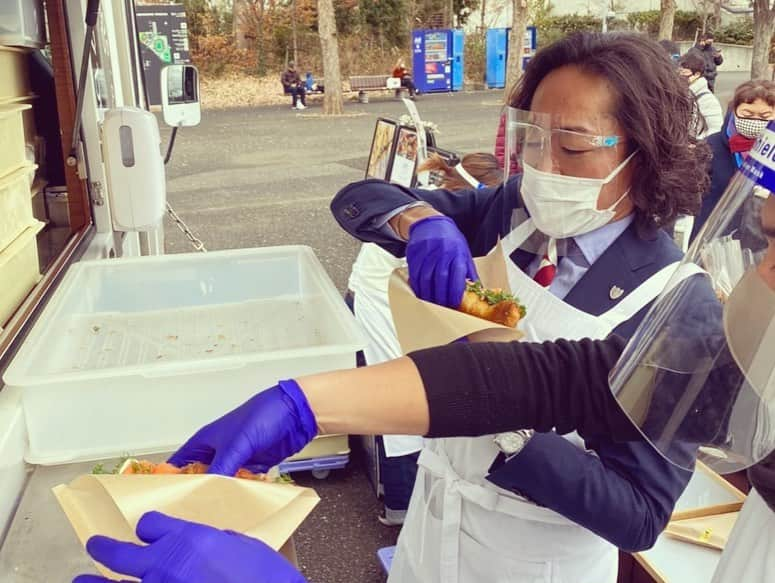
[609,286,624,300]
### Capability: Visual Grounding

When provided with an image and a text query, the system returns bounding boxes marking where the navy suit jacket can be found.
[332,177,694,551]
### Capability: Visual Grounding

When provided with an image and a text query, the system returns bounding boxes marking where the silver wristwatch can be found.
[494,430,535,460]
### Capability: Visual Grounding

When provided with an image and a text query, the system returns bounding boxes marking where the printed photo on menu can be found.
[389,127,419,187]
[366,118,398,180]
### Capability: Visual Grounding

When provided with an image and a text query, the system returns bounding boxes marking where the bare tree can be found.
[241,0,269,75]
[690,0,721,35]
[659,0,676,40]
[291,0,299,65]
[317,0,344,114]
[505,0,527,96]
[234,0,248,49]
[752,0,775,80]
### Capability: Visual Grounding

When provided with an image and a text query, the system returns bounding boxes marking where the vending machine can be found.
[485,26,537,89]
[412,29,465,93]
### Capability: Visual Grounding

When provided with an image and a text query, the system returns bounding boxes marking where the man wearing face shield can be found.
[73,151,775,583]
[330,32,714,582]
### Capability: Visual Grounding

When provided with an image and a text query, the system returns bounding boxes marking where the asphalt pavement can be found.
[159,72,749,583]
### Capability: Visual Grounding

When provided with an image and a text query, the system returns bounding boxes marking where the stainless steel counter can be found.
[1,459,134,582]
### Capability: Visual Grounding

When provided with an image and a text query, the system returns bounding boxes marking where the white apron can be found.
[389,219,692,583]
[349,244,425,457]
[711,489,775,583]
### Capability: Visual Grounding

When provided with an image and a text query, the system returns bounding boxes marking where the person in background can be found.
[692,32,723,92]
[304,71,324,94]
[392,59,417,99]
[332,32,712,583]
[679,51,723,138]
[691,79,775,240]
[493,109,519,176]
[346,152,501,527]
[421,152,502,191]
[658,39,681,64]
[281,61,306,110]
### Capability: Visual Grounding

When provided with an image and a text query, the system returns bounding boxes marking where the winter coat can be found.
[690,76,724,139]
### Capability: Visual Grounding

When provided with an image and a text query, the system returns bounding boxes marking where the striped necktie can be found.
[533,238,557,287]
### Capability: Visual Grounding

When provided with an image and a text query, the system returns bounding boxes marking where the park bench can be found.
[279,74,324,98]
[349,74,408,103]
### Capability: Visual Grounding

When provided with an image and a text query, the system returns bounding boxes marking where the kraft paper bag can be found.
[53,474,319,580]
[665,511,740,550]
[388,241,524,354]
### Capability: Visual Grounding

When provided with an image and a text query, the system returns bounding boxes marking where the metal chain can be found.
[166,203,207,252]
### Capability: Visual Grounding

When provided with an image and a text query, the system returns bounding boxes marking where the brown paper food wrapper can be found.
[388,241,524,354]
[665,511,739,550]
[53,474,319,580]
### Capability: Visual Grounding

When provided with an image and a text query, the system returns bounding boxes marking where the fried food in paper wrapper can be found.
[388,241,525,354]
[53,469,318,580]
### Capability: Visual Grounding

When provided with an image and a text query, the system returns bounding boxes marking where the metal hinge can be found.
[90,181,105,206]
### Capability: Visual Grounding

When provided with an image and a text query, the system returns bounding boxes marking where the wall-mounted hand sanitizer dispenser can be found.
[102,107,166,232]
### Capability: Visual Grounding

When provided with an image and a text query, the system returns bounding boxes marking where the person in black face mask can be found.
[691,79,775,242]
[693,33,723,92]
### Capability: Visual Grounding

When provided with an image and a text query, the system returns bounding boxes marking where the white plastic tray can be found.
[4,246,365,464]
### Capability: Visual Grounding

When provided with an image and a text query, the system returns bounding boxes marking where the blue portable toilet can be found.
[485,28,508,89]
[451,29,465,91]
[412,29,465,93]
[485,26,537,89]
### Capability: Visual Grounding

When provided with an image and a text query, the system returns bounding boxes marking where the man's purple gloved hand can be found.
[168,379,317,476]
[73,511,307,583]
[406,215,478,308]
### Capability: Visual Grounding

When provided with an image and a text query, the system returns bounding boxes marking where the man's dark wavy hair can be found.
[509,32,711,237]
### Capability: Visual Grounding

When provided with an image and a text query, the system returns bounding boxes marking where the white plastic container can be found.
[0,47,32,102]
[0,103,31,179]
[0,220,43,326]
[0,163,36,252]
[0,0,46,48]
[0,388,27,539]
[4,246,366,464]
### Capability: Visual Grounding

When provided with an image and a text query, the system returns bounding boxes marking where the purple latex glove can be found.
[72,511,307,583]
[406,215,478,308]
[168,379,317,476]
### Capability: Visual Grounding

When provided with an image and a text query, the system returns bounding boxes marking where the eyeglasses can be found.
[511,122,624,172]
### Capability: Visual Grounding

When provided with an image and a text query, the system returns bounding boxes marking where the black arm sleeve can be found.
[407,335,639,441]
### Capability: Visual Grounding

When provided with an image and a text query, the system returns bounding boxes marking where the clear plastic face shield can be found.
[504,107,628,182]
[608,122,775,473]
[503,107,635,247]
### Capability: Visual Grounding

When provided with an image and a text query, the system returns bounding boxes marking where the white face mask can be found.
[520,151,636,239]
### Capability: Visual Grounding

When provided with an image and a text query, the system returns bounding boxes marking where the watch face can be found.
[494,432,524,455]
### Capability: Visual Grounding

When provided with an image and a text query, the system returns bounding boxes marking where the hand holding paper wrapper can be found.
[390,241,524,354]
[73,511,307,583]
[55,462,319,580]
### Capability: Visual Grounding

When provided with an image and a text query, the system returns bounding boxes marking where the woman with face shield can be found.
[691,79,775,241]
[329,32,713,582]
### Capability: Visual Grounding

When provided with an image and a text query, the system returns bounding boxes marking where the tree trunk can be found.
[234,0,248,49]
[752,0,775,80]
[658,0,676,41]
[291,0,298,65]
[505,0,527,98]
[317,0,344,115]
